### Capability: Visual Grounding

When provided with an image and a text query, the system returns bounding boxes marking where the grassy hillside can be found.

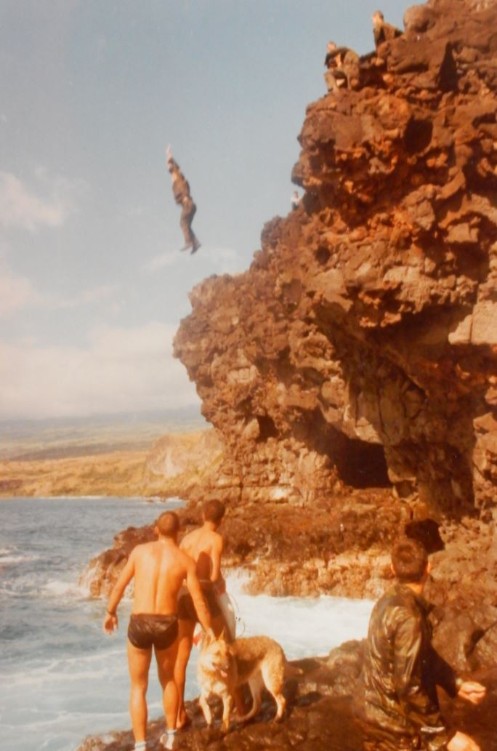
[0,407,206,461]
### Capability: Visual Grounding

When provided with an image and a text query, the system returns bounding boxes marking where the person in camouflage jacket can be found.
[363,537,485,751]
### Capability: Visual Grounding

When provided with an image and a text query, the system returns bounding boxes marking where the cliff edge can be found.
[174,0,497,520]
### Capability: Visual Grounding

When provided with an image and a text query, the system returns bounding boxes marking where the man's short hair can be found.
[391,537,428,583]
[202,499,225,524]
[155,511,180,538]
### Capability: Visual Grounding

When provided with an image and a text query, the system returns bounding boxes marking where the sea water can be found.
[0,497,374,751]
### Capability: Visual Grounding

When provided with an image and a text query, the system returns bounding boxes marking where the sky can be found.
[0,0,413,422]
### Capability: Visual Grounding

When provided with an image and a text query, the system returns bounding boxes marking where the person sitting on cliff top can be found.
[323,40,360,92]
[175,499,240,729]
[102,511,212,751]
[363,537,485,751]
[372,10,403,50]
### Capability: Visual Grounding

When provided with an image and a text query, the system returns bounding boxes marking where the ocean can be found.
[0,497,374,751]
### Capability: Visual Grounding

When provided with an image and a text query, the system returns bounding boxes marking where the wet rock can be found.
[77,650,497,751]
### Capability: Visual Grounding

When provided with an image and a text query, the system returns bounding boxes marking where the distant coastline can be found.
[0,406,206,460]
[0,407,209,499]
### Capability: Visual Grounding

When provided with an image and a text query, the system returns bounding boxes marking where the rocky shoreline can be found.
[77,650,497,751]
[83,494,497,673]
[79,487,497,750]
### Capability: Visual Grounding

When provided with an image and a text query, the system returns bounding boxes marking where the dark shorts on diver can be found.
[177,582,221,623]
[127,613,178,650]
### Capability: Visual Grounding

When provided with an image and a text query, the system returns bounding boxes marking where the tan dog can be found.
[197,632,287,732]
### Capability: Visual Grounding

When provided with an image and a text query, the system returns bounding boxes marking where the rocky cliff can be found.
[81,3,497,748]
[174,0,497,521]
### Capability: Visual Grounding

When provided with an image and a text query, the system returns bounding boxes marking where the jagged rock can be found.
[173,0,497,521]
[80,490,405,598]
[77,647,497,751]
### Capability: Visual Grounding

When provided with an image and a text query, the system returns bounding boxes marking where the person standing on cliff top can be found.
[372,10,402,50]
[363,537,485,751]
[175,499,239,729]
[103,511,212,751]
[166,145,201,254]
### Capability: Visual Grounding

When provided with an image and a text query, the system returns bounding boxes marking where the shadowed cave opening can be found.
[304,412,392,489]
[333,433,391,488]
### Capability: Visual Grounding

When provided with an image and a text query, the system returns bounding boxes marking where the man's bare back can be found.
[130,539,197,615]
[180,525,223,585]
[103,534,211,628]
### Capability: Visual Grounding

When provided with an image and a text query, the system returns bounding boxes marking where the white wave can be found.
[42,578,89,598]
[0,547,39,565]
[223,571,373,659]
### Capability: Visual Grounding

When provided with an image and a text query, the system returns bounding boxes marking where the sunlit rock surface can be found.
[82,1,497,748]
[174,0,497,518]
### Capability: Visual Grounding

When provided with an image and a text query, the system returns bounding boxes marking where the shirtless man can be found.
[103,511,212,751]
[175,499,231,728]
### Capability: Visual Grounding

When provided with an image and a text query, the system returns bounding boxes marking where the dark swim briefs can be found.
[127,613,178,650]
[177,582,222,623]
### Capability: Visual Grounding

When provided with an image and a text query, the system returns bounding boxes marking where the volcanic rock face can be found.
[174,0,497,519]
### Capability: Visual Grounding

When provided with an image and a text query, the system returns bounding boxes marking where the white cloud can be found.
[144,251,179,271]
[0,267,39,317]
[0,261,119,317]
[0,322,199,419]
[0,171,76,231]
[45,283,120,310]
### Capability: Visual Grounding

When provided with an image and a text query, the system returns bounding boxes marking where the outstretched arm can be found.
[102,551,136,633]
[165,144,180,174]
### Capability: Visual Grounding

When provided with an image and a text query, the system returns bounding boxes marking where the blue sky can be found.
[0,0,412,421]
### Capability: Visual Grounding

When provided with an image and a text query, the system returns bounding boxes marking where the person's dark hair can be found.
[202,499,225,524]
[391,537,428,583]
[155,511,180,538]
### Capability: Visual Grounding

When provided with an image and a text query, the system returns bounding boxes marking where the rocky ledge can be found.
[78,646,497,751]
[83,498,497,675]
